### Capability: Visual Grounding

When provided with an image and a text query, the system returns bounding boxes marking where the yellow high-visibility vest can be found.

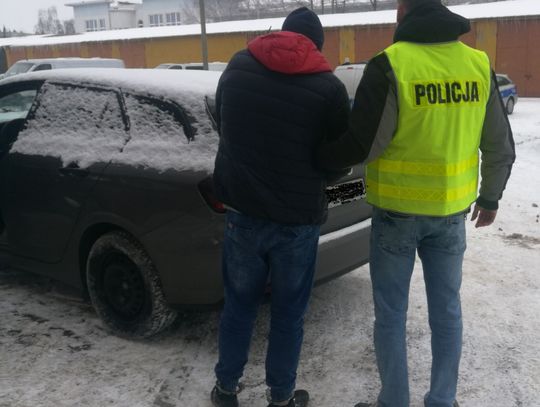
[366,41,491,216]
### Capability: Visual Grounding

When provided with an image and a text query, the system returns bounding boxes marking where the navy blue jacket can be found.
[213,32,350,225]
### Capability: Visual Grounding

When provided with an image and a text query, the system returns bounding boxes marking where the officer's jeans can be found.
[370,208,466,407]
[215,211,320,403]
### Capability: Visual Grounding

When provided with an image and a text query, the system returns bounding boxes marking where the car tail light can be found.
[198,176,226,214]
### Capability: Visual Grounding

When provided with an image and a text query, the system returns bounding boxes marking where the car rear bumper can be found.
[315,218,371,285]
[152,216,371,307]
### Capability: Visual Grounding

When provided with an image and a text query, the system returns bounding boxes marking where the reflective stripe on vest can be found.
[366,41,491,216]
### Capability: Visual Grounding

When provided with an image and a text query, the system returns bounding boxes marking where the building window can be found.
[166,12,181,26]
[85,20,98,32]
[149,14,164,27]
[85,19,106,32]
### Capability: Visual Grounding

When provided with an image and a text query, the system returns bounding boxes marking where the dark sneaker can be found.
[211,385,239,407]
[267,389,309,407]
[354,403,378,407]
[454,402,460,407]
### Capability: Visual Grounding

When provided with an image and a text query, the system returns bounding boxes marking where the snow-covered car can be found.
[0,69,371,338]
[0,58,125,81]
[496,73,518,115]
[154,62,227,71]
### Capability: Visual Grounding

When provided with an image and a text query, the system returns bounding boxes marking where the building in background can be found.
[137,0,185,28]
[66,0,114,33]
[66,0,187,33]
[110,2,139,30]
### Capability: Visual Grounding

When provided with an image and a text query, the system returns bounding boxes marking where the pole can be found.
[199,0,209,70]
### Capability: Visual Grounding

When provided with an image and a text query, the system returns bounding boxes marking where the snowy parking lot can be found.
[1,99,539,407]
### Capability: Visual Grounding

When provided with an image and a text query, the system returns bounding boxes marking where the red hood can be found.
[247,31,332,75]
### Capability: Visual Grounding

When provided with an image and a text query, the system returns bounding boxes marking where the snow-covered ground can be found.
[0,100,539,407]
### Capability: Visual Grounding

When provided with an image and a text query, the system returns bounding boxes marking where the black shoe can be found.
[267,389,309,407]
[211,385,239,407]
[354,403,377,407]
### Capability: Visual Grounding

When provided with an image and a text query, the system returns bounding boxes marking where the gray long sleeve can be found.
[477,72,516,210]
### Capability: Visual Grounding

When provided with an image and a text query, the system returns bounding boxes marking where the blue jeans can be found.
[215,211,320,403]
[370,208,466,407]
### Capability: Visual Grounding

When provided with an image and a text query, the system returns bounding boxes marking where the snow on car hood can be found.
[8,69,222,174]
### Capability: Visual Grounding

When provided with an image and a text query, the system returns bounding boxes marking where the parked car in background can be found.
[0,69,371,338]
[155,62,227,72]
[334,62,366,106]
[496,73,518,115]
[0,58,125,80]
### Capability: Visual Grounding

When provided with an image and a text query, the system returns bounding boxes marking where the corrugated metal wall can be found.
[3,16,539,96]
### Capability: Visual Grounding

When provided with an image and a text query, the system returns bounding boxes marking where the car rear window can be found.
[33,64,52,72]
[11,82,128,167]
[497,76,511,86]
[114,95,195,170]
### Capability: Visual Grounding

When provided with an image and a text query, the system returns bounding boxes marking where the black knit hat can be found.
[282,7,325,50]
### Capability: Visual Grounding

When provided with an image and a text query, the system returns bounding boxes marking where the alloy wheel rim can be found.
[101,253,146,321]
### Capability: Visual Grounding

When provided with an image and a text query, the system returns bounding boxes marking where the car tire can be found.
[86,231,177,338]
[506,97,515,115]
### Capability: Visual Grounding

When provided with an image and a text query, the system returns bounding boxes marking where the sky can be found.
[1,0,79,33]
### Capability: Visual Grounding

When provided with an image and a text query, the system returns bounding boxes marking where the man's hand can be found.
[471,204,497,228]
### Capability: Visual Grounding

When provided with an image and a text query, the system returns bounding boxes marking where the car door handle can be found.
[59,163,89,178]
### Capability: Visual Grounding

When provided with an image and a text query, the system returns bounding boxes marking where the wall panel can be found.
[497,18,531,96]
[355,25,394,63]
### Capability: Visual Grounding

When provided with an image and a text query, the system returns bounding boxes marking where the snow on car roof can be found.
[0,0,538,48]
[1,68,221,101]
[5,69,222,175]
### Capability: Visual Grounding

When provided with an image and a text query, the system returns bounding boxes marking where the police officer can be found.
[316,0,515,406]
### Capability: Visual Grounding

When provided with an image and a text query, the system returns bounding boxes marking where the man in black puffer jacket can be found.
[211,7,349,407]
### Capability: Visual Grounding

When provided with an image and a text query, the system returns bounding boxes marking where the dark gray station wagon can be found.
[0,69,371,337]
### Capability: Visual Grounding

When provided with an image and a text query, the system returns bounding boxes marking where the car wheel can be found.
[86,231,177,338]
[506,97,515,115]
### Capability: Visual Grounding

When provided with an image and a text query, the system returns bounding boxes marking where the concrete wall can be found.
[4,15,540,96]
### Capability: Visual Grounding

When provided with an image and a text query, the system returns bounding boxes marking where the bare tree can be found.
[34,7,63,35]
[183,0,245,22]
[370,0,378,10]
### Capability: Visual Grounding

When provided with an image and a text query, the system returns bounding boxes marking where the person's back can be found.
[211,7,349,407]
[214,16,348,225]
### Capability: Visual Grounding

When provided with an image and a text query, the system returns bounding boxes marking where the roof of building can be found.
[65,0,113,7]
[2,0,539,48]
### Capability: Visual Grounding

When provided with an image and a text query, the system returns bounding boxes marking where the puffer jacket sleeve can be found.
[321,77,352,182]
[324,78,350,142]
